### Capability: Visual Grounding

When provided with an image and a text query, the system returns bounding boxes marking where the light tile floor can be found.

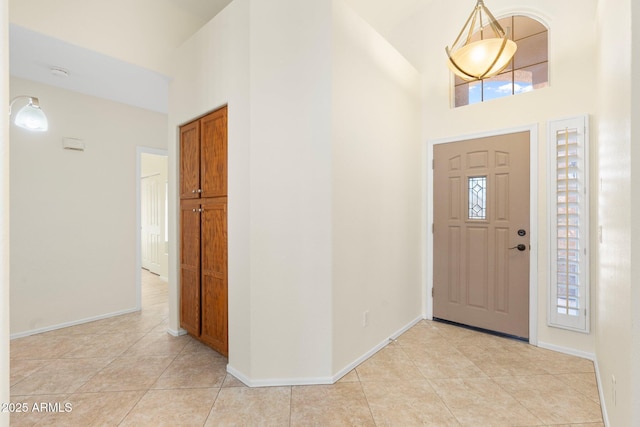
[9,270,604,426]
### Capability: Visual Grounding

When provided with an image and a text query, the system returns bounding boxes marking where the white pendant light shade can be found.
[14,101,48,131]
[9,96,49,132]
[447,37,517,81]
[446,0,517,81]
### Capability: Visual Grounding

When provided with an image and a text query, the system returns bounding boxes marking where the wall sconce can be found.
[445,0,517,81]
[9,96,49,132]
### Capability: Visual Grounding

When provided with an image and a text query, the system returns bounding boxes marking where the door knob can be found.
[509,244,527,251]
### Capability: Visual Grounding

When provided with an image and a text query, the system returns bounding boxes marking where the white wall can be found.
[1,0,10,424]
[170,0,423,383]
[419,0,599,354]
[168,0,252,376]
[596,0,634,424]
[632,1,640,421]
[171,0,334,383]
[331,0,422,372]
[248,0,333,381]
[10,77,168,336]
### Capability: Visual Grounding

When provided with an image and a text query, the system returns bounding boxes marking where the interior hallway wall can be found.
[168,0,252,377]
[331,0,422,373]
[169,0,422,383]
[632,0,640,420]
[1,0,10,424]
[595,0,634,425]
[10,77,167,336]
[248,0,334,381]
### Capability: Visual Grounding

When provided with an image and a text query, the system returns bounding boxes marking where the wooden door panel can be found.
[200,107,227,198]
[180,269,200,336]
[434,131,530,338]
[180,121,200,199]
[201,277,228,356]
[201,199,227,275]
[180,201,201,336]
[200,199,228,356]
[179,106,228,356]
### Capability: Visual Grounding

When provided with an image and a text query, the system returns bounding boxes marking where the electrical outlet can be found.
[363,311,369,327]
[612,375,617,407]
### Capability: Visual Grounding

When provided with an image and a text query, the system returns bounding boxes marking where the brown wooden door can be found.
[433,131,530,338]
[200,107,227,198]
[200,198,228,356]
[180,120,200,199]
[179,105,229,356]
[180,199,201,336]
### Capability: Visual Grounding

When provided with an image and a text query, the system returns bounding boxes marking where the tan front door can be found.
[433,131,530,338]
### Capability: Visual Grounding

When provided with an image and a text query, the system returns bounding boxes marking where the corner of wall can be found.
[1,0,10,423]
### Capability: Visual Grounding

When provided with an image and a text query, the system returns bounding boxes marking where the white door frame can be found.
[136,146,169,311]
[424,124,539,345]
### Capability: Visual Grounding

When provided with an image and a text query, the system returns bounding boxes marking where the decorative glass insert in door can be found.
[468,176,487,220]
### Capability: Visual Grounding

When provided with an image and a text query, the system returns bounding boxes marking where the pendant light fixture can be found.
[446,0,517,81]
[9,96,49,132]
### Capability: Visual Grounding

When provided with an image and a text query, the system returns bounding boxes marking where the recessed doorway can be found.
[426,126,539,344]
[137,147,169,311]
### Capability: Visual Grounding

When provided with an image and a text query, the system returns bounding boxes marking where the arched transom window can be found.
[454,15,549,107]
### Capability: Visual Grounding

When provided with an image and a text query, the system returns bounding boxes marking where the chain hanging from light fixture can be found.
[445,0,517,81]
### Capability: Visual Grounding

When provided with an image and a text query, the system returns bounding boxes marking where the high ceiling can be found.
[8,0,440,113]
[9,0,234,113]
[166,0,234,21]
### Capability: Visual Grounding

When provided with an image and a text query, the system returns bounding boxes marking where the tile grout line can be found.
[288,385,293,427]
[200,386,223,427]
[355,377,378,426]
[486,375,547,426]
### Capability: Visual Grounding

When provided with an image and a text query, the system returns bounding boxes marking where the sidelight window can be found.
[548,116,589,332]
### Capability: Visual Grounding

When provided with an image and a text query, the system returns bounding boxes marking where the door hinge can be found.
[432,288,434,298]
[432,223,434,233]
[432,159,434,170]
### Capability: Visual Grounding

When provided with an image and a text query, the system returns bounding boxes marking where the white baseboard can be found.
[537,341,596,361]
[332,315,424,383]
[538,341,608,426]
[592,358,610,427]
[167,328,188,337]
[9,307,140,340]
[225,315,424,388]
[225,366,251,386]
[226,365,333,387]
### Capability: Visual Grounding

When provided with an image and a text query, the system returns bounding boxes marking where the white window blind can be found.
[548,116,589,332]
